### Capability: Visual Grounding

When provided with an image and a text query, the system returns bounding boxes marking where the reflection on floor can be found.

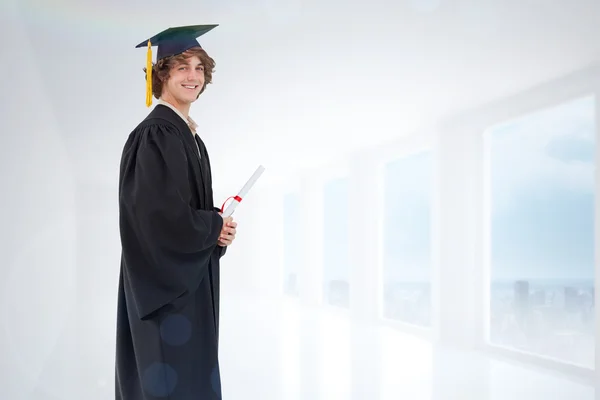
[11,291,592,400]
[218,295,596,400]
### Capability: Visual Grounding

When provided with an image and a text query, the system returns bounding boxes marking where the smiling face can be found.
[147,46,216,114]
[161,55,205,107]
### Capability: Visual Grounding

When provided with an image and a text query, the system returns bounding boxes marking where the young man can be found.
[115,24,236,399]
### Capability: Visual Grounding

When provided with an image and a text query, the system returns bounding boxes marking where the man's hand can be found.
[218,215,237,247]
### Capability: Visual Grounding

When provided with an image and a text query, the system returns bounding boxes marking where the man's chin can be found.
[177,94,199,104]
[187,91,201,101]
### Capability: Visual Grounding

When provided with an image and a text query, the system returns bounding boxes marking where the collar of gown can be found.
[156,98,198,134]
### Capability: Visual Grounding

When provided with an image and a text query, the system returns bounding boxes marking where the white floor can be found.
[0,292,594,400]
[218,295,597,400]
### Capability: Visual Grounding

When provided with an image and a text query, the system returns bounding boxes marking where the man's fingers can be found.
[220,227,235,235]
[219,230,236,243]
[218,218,237,247]
[219,230,235,239]
[218,237,232,246]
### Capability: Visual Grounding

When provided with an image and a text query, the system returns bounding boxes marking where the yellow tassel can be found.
[146,40,153,107]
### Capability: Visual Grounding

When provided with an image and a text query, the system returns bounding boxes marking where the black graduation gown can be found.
[115,104,227,400]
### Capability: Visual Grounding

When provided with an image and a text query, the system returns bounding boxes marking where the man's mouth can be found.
[182,84,199,90]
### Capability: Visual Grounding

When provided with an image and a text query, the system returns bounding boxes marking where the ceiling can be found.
[5,0,600,190]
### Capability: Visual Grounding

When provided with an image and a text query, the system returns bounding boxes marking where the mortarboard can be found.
[136,24,218,107]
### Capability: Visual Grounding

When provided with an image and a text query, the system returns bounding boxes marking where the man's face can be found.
[162,55,205,105]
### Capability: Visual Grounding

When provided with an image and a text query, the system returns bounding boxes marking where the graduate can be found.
[115,24,236,399]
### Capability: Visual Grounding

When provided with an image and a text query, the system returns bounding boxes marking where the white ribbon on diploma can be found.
[220,165,265,217]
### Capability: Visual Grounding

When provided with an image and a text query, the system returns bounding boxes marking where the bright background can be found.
[0,0,598,398]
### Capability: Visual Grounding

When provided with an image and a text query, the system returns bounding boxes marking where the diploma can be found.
[220,165,265,217]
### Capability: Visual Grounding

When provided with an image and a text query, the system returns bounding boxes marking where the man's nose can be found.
[188,70,202,81]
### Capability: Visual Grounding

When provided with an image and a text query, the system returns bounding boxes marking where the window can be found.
[381,150,433,327]
[485,95,596,368]
[283,192,301,296]
[323,177,350,308]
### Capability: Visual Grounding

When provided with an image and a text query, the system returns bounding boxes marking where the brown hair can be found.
[144,47,215,99]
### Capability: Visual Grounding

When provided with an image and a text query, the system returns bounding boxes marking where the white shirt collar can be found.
[156,99,198,134]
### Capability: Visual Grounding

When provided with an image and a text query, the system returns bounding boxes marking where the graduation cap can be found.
[136,24,218,107]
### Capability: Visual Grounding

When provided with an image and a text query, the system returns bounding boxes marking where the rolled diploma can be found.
[221,165,266,217]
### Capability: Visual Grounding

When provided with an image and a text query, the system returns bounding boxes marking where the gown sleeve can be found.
[119,123,224,320]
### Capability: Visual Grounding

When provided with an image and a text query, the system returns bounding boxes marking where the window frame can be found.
[304,159,352,314]
[373,131,437,337]
[445,66,600,382]
[281,178,303,299]
[321,173,352,311]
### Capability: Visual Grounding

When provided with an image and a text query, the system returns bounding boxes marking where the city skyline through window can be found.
[485,95,596,368]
